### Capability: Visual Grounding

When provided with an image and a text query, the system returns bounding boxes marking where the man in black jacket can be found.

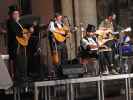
[6,5,28,86]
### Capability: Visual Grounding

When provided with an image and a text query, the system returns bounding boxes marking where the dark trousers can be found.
[99,51,113,72]
[15,55,27,83]
[57,43,68,65]
[49,35,68,78]
[13,46,28,86]
[48,34,68,65]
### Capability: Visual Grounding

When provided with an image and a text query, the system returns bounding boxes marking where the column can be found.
[61,0,76,60]
[74,0,97,53]
[79,0,97,27]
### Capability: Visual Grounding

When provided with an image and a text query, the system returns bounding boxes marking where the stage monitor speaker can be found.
[0,55,13,90]
[61,64,85,78]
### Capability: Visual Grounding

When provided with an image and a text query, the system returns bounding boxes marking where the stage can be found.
[33,74,133,100]
[0,54,133,100]
[1,74,133,100]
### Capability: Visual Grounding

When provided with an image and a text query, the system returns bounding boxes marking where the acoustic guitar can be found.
[16,28,31,47]
[53,25,70,42]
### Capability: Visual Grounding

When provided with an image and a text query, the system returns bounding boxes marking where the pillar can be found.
[74,0,97,54]
[79,0,97,27]
[61,0,76,60]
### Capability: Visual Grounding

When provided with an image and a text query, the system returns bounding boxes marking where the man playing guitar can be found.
[98,13,118,74]
[7,5,33,86]
[48,13,68,77]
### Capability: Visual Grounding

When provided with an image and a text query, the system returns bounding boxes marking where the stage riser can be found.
[46,80,123,98]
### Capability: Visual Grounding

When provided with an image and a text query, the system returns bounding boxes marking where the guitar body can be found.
[16,29,31,47]
[16,36,29,47]
[53,28,66,42]
[53,32,66,42]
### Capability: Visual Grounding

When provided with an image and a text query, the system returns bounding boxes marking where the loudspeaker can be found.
[0,56,13,89]
[61,64,85,78]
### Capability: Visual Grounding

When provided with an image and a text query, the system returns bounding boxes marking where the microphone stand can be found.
[64,16,73,63]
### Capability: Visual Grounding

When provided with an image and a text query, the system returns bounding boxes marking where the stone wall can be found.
[31,0,54,24]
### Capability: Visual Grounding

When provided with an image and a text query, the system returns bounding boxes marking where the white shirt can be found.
[123,36,130,43]
[48,21,63,33]
[81,37,98,51]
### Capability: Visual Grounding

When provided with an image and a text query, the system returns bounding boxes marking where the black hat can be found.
[86,24,96,32]
[54,13,62,18]
[8,5,19,15]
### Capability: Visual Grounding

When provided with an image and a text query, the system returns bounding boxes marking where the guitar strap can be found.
[54,21,58,28]
[16,22,27,56]
[16,21,24,30]
[54,20,64,28]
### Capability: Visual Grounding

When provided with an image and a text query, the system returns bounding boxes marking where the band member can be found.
[99,13,116,31]
[80,24,116,75]
[122,31,131,43]
[48,13,68,77]
[6,5,30,86]
[80,24,98,75]
[121,29,133,56]
[27,20,40,78]
[98,13,117,42]
[80,24,98,58]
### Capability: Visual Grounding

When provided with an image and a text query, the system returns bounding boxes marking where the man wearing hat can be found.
[6,5,28,86]
[80,24,116,75]
[48,13,68,78]
[80,24,99,75]
[7,5,21,58]
[80,24,98,54]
